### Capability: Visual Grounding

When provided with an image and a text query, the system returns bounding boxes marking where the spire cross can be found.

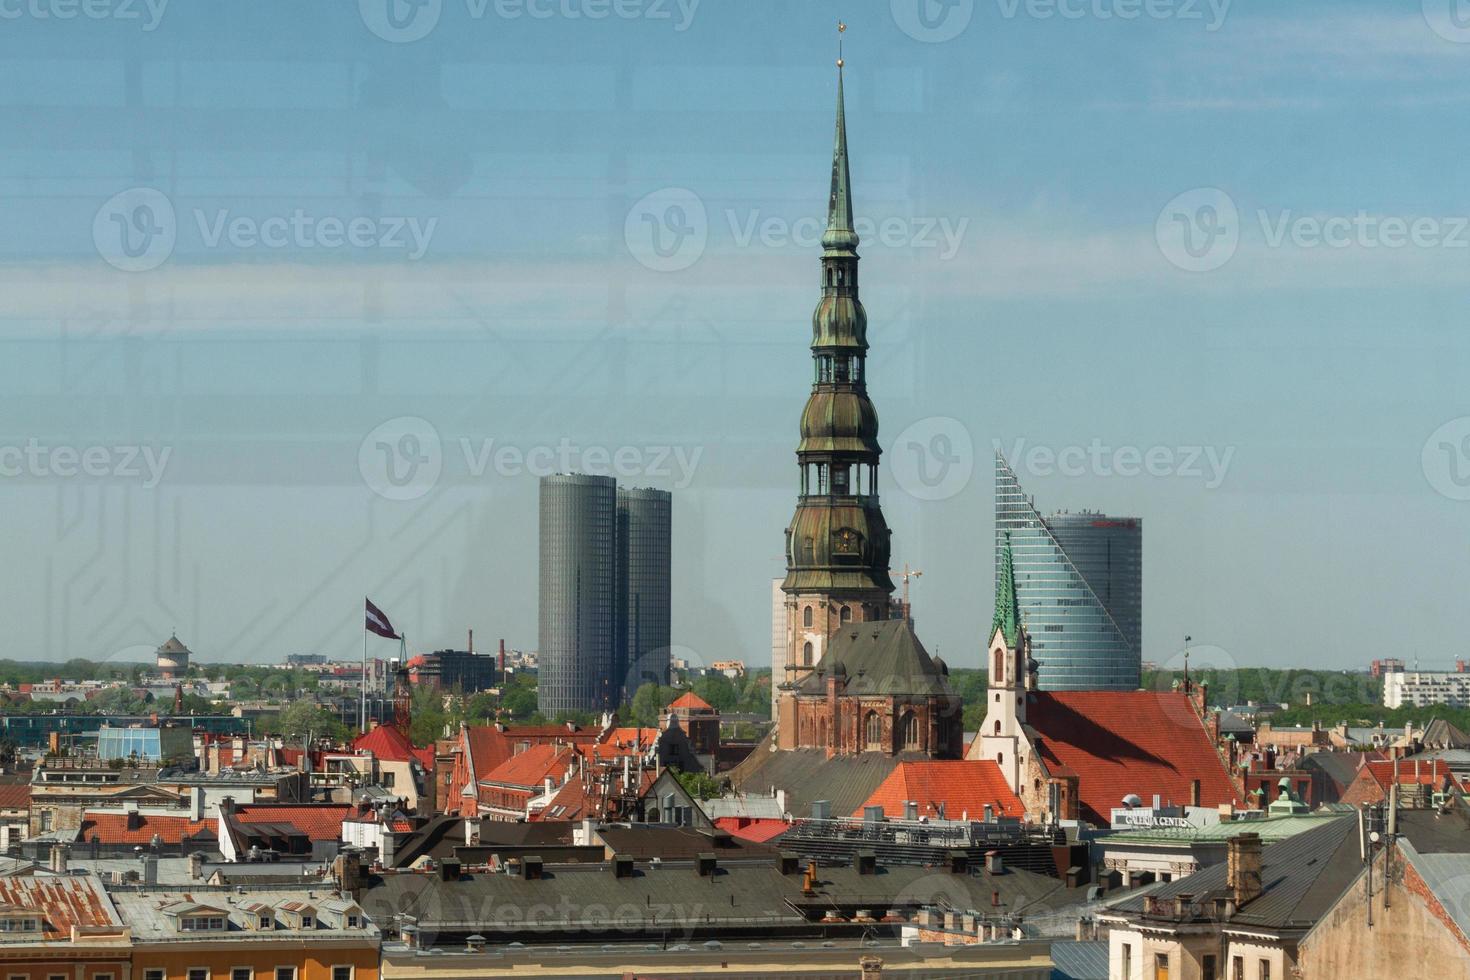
[837,20,845,67]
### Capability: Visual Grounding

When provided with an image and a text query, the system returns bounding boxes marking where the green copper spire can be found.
[993,532,1020,647]
[823,59,858,252]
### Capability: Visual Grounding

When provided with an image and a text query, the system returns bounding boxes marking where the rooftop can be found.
[111,886,379,942]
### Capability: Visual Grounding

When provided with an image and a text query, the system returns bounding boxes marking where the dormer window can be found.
[346,915,359,928]
[180,916,226,932]
[300,916,313,929]
[0,915,41,934]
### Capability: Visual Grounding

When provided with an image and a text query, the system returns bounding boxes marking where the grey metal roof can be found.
[1105,817,1361,933]
[1049,940,1109,980]
[1403,843,1470,943]
[112,886,380,942]
[793,620,954,698]
[730,747,925,817]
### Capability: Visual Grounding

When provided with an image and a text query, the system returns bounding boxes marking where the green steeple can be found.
[993,533,1020,647]
[823,63,858,253]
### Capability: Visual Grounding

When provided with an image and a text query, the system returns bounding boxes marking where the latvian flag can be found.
[365,597,401,639]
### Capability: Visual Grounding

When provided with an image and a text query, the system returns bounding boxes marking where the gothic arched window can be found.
[902,712,920,749]
[864,711,882,750]
[993,649,1003,681]
[803,605,814,629]
[802,641,813,666]
[839,605,852,624]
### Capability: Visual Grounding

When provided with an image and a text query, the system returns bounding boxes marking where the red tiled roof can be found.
[1023,691,1240,826]
[1364,759,1455,787]
[0,784,30,809]
[79,811,215,846]
[232,803,352,843]
[854,760,1025,821]
[482,744,575,790]
[713,816,790,843]
[353,724,435,769]
[533,778,590,822]
[667,691,714,712]
[463,724,599,782]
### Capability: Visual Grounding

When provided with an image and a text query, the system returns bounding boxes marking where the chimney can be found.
[127,808,142,832]
[984,851,1003,874]
[903,800,918,822]
[696,852,718,877]
[521,855,543,880]
[1226,833,1263,907]
[50,843,68,874]
[440,858,461,882]
[465,816,482,846]
[853,849,876,875]
[468,629,474,655]
[948,850,968,875]
[189,851,205,880]
[191,786,205,821]
[612,855,634,878]
[142,855,158,887]
[778,852,800,875]
[860,955,883,980]
[982,804,994,822]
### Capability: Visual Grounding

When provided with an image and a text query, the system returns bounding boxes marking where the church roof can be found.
[667,691,714,713]
[855,760,1024,821]
[794,619,953,698]
[1020,690,1240,826]
[822,63,856,254]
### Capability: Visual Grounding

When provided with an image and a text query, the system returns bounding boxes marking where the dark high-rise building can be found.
[616,487,672,702]
[778,61,896,697]
[407,649,499,694]
[538,474,616,715]
[994,453,1142,690]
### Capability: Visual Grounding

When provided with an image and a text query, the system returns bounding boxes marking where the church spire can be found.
[993,532,1020,647]
[824,27,857,254]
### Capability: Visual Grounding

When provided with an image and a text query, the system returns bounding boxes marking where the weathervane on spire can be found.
[837,20,845,67]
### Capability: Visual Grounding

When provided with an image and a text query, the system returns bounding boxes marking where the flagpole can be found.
[361,598,369,736]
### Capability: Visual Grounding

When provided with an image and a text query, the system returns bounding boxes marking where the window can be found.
[1203,955,1218,980]
[232,970,252,980]
[1121,944,1131,978]
[1258,961,1270,980]
[1232,957,1244,980]
[276,969,296,980]
[803,605,813,628]
[144,971,165,980]
[864,711,881,750]
[1154,952,1170,980]
[299,916,313,928]
[188,968,209,980]
[181,917,225,932]
[332,969,352,980]
[902,712,920,749]
[346,916,359,928]
[839,605,852,623]
[802,641,813,666]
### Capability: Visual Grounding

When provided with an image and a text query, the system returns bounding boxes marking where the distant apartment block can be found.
[1383,670,1470,709]
[406,649,499,694]
[1369,657,1406,678]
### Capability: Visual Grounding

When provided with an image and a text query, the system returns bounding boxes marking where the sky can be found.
[3,0,1470,678]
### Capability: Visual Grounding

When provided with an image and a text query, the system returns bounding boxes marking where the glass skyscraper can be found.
[539,474,617,715]
[615,487,672,702]
[995,453,1142,690]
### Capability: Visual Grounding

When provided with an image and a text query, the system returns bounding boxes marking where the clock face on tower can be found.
[833,527,861,556]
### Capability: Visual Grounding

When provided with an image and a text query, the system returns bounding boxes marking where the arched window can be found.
[803,605,814,629]
[997,752,1004,767]
[839,605,852,624]
[993,649,1003,680]
[864,711,882,750]
[902,712,920,749]
[802,641,813,667]
[994,720,1001,735]
[818,717,828,747]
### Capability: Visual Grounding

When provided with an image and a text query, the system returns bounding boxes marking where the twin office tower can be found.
[538,474,671,715]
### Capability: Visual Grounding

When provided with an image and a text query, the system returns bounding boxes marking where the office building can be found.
[994,453,1141,690]
[615,487,672,701]
[538,474,617,715]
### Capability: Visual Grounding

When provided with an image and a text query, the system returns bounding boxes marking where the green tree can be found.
[675,768,722,801]
[630,682,678,726]
[692,674,738,711]
[275,701,347,741]
[502,684,538,720]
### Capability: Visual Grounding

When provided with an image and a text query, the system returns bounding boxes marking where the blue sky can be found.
[2,0,1469,678]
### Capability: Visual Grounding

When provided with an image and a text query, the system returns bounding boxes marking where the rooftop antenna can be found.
[1183,636,1192,693]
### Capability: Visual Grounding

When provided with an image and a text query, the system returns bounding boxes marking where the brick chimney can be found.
[1226,833,1263,907]
[860,956,882,980]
